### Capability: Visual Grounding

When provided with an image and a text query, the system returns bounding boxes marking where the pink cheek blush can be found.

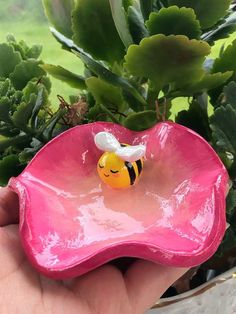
[112,173,121,178]
[9,122,228,280]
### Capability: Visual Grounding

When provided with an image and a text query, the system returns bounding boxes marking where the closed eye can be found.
[110,170,119,174]
[99,164,104,168]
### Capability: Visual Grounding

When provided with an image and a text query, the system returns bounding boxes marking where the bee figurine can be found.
[94,132,146,189]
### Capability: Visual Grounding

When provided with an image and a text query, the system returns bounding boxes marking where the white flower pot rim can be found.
[152,266,236,310]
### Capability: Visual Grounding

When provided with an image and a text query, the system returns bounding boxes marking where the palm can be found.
[0,188,187,314]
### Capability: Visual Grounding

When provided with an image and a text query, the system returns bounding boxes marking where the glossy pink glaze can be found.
[9,122,228,279]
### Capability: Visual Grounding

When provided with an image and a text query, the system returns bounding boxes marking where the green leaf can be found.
[124,110,157,131]
[79,53,146,106]
[87,104,103,121]
[212,39,236,82]
[109,0,133,47]
[210,104,236,155]
[175,100,211,140]
[72,0,125,63]
[146,6,201,39]
[202,12,236,44]
[0,97,11,123]
[0,43,22,78]
[86,77,124,111]
[0,79,11,97]
[181,72,233,95]
[23,81,44,103]
[12,95,36,129]
[127,1,149,44]
[26,44,43,59]
[0,134,31,153]
[42,0,75,38]
[223,81,236,108]
[50,27,146,106]
[168,0,232,29]
[35,76,52,93]
[125,34,210,90]
[215,227,236,257]
[41,109,67,140]
[10,60,46,90]
[41,64,86,89]
[0,125,20,138]
[210,40,236,103]
[140,0,153,20]
[31,89,44,129]
[226,187,236,221]
[0,155,25,186]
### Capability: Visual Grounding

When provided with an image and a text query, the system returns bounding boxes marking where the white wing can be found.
[94,132,121,152]
[116,145,146,162]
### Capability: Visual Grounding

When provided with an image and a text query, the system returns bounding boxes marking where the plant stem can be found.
[100,104,120,124]
[147,83,160,110]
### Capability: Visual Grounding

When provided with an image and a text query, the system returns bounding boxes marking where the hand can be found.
[0,187,187,314]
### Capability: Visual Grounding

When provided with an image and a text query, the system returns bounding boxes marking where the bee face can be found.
[97,151,143,189]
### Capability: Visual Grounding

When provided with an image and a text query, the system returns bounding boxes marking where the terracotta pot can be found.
[147,267,236,313]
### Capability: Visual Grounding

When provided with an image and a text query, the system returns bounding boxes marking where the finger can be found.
[0,187,19,226]
[0,225,25,277]
[125,260,188,313]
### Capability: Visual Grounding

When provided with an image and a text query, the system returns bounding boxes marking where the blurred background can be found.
[0,0,83,104]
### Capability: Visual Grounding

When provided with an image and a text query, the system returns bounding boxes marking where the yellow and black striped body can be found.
[97,144,144,189]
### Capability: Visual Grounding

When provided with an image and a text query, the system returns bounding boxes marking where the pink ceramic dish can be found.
[9,122,228,279]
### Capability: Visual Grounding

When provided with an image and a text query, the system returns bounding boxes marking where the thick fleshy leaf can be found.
[41,64,86,89]
[212,39,236,82]
[0,43,22,78]
[23,82,47,106]
[181,72,233,95]
[124,110,157,130]
[210,104,236,155]
[109,0,133,47]
[49,28,146,106]
[168,0,232,29]
[86,77,124,111]
[72,0,125,63]
[0,97,11,123]
[127,1,149,44]
[26,44,43,60]
[146,6,201,39]
[140,0,153,20]
[42,0,75,38]
[77,53,147,106]
[12,95,36,129]
[125,35,211,90]
[0,134,30,153]
[210,40,236,103]
[223,81,236,108]
[0,79,11,97]
[9,122,228,279]
[226,187,236,221]
[0,155,24,186]
[175,100,211,140]
[202,12,236,44]
[10,60,46,90]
